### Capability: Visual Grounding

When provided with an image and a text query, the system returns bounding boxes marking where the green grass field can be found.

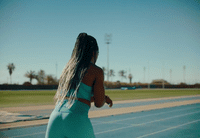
[0,89,199,108]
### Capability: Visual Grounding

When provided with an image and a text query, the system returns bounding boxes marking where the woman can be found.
[45,33,113,138]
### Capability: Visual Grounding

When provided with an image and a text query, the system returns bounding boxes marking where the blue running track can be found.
[1,103,200,138]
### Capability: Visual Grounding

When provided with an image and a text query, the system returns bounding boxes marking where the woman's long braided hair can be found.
[54,33,99,108]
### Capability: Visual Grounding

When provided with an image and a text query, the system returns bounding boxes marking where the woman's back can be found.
[65,63,101,101]
[81,63,100,87]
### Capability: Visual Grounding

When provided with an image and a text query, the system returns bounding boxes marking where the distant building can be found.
[151,79,170,85]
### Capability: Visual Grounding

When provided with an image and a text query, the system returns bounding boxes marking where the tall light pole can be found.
[170,69,172,84]
[162,63,165,89]
[183,65,186,83]
[148,61,150,89]
[56,62,58,80]
[105,34,112,82]
[144,67,146,83]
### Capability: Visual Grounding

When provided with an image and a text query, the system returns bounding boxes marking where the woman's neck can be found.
[90,61,95,65]
[90,58,95,64]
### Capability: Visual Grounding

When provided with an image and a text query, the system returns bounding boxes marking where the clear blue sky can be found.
[0,0,200,85]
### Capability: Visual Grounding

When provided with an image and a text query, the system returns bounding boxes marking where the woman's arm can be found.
[93,68,105,107]
[93,68,113,108]
[90,95,113,107]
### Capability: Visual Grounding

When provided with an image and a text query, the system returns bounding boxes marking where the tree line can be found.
[6,63,133,85]
[7,63,58,85]
[24,70,58,85]
[101,67,133,83]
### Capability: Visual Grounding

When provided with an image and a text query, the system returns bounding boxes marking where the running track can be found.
[1,103,200,138]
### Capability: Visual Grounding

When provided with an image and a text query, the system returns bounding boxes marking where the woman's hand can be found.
[105,95,113,107]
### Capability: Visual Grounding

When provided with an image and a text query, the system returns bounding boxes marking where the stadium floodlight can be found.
[162,63,165,89]
[170,69,172,84]
[105,34,112,82]
[183,65,186,83]
[144,67,146,83]
[148,61,150,89]
[56,62,58,80]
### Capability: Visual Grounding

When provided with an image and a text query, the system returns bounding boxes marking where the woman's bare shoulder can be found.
[89,63,103,73]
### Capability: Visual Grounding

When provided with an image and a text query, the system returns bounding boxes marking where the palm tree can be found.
[102,67,107,76]
[36,70,45,84]
[119,70,126,82]
[25,70,36,84]
[7,63,15,84]
[109,69,115,82]
[128,74,133,84]
[46,75,58,85]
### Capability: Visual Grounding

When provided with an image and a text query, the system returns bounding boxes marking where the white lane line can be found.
[136,119,200,138]
[93,106,200,125]
[10,131,45,138]
[95,110,200,135]
[130,110,200,126]
[7,106,200,137]
[91,120,104,123]
[91,120,103,122]
[95,125,134,135]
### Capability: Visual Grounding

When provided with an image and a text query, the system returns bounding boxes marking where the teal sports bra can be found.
[67,82,93,101]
